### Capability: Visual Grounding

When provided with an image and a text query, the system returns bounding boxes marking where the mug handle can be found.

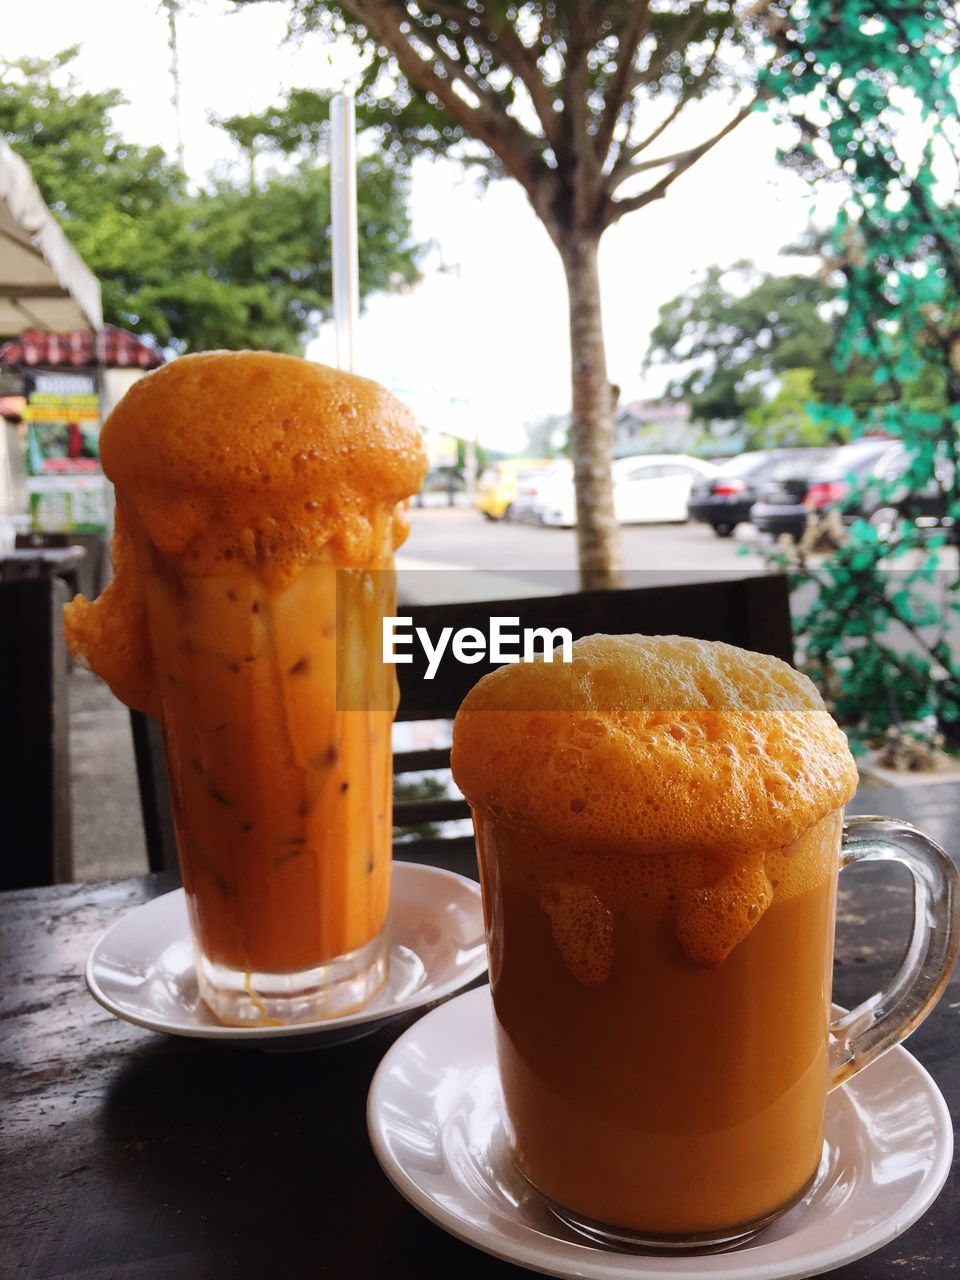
[830,815,960,1089]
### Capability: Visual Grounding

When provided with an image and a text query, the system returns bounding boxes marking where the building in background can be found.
[614,399,693,456]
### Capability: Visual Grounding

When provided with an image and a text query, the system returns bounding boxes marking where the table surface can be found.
[3,784,959,1280]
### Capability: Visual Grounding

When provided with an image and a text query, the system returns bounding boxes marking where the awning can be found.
[0,327,164,371]
[0,139,103,337]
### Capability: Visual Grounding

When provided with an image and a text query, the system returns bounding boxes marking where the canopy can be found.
[0,139,102,338]
[0,327,163,371]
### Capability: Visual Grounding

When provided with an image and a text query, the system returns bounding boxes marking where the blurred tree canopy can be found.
[646,258,862,421]
[647,247,949,447]
[0,49,422,352]
[743,367,831,448]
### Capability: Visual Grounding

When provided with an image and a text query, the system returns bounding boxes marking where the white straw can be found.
[330,92,359,373]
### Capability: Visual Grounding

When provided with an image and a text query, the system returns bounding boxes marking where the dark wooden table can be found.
[3,784,959,1280]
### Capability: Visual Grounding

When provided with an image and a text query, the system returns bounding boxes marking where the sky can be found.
[3,0,835,452]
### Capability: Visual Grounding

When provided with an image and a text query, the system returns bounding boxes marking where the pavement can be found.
[397,507,768,602]
[401,506,767,572]
[70,667,148,880]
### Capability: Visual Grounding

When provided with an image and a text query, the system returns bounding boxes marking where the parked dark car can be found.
[688,448,833,537]
[858,442,955,540]
[749,438,943,540]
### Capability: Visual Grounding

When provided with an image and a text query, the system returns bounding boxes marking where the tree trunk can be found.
[561,233,622,590]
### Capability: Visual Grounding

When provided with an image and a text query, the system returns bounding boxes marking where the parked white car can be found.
[508,464,570,523]
[531,455,718,527]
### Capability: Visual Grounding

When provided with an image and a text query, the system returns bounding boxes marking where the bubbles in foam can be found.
[540,882,614,986]
[94,352,426,582]
[674,852,774,967]
[452,636,857,865]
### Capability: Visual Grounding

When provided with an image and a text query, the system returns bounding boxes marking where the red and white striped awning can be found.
[0,327,164,370]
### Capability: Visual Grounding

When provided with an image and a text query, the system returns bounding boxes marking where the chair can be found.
[130,710,178,879]
[391,573,793,870]
[131,573,793,878]
[0,577,73,889]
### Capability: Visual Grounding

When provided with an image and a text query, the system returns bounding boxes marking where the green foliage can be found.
[771,530,960,744]
[645,258,885,426]
[0,49,184,225]
[0,50,422,352]
[758,0,960,750]
[522,411,569,459]
[393,774,453,842]
[647,261,825,418]
[744,368,834,448]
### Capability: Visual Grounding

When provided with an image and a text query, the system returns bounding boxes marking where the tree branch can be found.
[417,20,526,142]
[419,0,559,148]
[638,4,719,88]
[346,0,543,202]
[593,0,651,163]
[607,95,687,184]
[606,102,753,223]
[564,4,604,228]
[625,142,727,174]
[600,0,733,170]
[605,24,725,190]
[486,16,563,152]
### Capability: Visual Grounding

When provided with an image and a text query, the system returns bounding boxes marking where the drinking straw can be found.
[330,92,359,373]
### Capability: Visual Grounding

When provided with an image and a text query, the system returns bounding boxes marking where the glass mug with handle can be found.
[451,634,960,1248]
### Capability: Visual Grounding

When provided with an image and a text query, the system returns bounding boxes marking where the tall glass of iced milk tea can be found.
[66,352,427,1025]
[452,634,959,1247]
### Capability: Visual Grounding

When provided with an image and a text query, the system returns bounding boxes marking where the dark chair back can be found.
[0,578,73,888]
[130,709,178,878]
[132,574,793,878]
[391,573,793,865]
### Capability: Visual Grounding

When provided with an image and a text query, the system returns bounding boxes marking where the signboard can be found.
[22,371,108,531]
[22,397,100,423]
[25,473,111,532]
[26,425,101,475]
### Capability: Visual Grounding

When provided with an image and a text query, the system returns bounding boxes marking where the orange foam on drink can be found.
[451,634,858,966]
[539,882,615,986]
[65,351,426,715]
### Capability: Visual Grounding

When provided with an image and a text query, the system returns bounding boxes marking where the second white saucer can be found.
[368,986,953,1280]
[85,860,487,1046]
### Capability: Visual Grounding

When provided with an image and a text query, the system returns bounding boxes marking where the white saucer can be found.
[368,986,953,1279]
[85,861,487,1046]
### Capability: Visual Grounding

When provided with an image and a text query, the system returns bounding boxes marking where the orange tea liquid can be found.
[475,809,840,1239]
[140,529,396,1018]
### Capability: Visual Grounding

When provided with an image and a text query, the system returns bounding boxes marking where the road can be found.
[398,511,960,668]
[399,508,766,601]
